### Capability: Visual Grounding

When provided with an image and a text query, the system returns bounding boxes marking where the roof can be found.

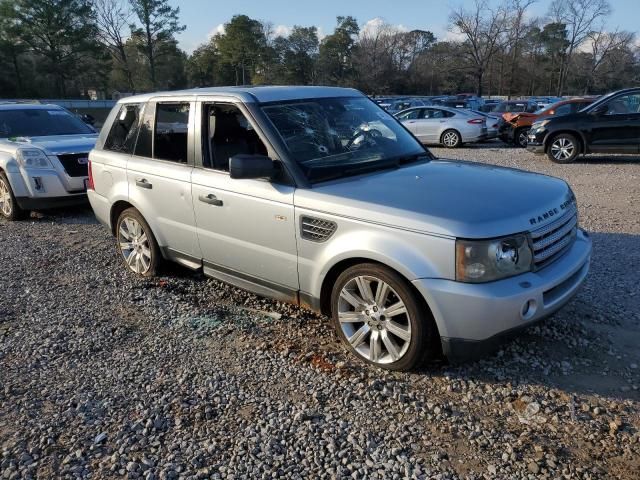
[0,103,63,111]
[119,86,363,104]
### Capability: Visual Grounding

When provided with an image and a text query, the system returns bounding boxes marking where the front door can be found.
[191,101,299,299]
[589,92,640,153]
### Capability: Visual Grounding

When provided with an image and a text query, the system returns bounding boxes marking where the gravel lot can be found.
[1,143,639,479]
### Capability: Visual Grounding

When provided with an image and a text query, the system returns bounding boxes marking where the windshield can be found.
[0,108,94,138]
[262,96,429,183]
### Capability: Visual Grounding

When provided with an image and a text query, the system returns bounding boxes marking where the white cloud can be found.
[208,23,225,38]
[274,24,292,37]
[360,17,409,38]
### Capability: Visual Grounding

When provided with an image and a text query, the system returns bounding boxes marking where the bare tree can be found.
[505,0,537,98]
[449,0,509,96]
[94,0,135,91]
[549,0,611,95]
[583,28,634,92]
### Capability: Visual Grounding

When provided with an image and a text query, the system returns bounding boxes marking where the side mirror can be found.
[591,104,608,116]
[229,154,277,180]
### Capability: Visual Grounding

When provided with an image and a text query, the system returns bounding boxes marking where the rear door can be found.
[589,92,640,153]
[397,109,422,137]
[190,99,299,298]
[126,99,201,263]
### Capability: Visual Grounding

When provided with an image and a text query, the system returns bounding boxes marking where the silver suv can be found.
[88,86,592,370]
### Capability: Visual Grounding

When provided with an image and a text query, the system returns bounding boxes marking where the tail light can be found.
[87,159,95,190]
[467,118,484,124]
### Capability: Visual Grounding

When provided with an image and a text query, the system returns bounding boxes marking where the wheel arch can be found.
[440,128,461,146]
[317,257,442,345]
[544,130,586,154]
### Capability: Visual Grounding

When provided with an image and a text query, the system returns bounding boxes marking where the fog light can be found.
[521,299,537,320]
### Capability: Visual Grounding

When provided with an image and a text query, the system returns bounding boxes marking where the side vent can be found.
[300,216,337,242]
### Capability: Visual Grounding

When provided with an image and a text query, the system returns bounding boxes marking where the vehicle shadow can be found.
[421,231,640,402]
[573,154,640,164]
[28,205,99,225]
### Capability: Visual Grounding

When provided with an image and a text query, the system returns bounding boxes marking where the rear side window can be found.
[104,104,141,153]
[154,103,190,163]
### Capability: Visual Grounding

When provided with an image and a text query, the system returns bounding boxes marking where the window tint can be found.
[154,103,190,163]
[604,93,640,115]
[203,104,268,171]
[423,109,449,119]
[104,104,141,153]
[554,104,571,116]
[398,109,420,120]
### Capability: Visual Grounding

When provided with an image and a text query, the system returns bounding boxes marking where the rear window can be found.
[0,108,94,138]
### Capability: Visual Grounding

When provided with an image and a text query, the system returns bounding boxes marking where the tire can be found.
[547,133,580,163]
[116,207,161,277]
[441,129,461,148]
[515,127,530,148]
[330,263,437,371]
[0,172,28,221]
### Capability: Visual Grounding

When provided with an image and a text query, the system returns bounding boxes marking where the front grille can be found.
[57,153,89,177]
[530,204,578,269]
[300,216,337,242]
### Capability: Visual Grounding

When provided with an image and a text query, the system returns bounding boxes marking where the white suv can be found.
[0,103,97,220]
[88,86,591,370]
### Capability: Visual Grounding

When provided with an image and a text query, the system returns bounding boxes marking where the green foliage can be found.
[318,16,360,85]
[215,15,267,85]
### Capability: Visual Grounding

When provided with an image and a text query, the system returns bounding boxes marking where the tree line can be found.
[0,0,637,99]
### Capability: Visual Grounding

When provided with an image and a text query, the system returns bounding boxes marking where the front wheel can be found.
[441,129,461,148]
[116,208,161,277]
[330,263,436,371]
[547,133,580,163]
[0,172,28,221]
[515,127,530,148]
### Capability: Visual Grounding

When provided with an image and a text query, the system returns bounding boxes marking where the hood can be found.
[502,112,537,123]
[294,160,573,239]
[0,134,98,155]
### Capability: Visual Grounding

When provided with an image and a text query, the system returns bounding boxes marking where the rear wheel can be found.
[515,127,530,148]
[0,172,28,221]
[330,263,436,371]
[441,129,461,148]
[116,208,160,277]
[547,133,580,163]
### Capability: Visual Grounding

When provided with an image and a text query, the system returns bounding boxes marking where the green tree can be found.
[278,26,319,84]
[215,15,267,85]
[0,0,26,96]
[318,16,359,85]
[129,0,185,89]
[13,0,99,97]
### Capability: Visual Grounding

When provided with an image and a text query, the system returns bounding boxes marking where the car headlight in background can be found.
[16,148,52,169]
[456,234,533,283]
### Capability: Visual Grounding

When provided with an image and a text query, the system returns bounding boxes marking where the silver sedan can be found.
[395,106,487,148]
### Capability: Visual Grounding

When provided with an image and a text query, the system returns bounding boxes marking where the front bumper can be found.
[6,168,88,210]
[412,229,592,361]
[16,194,87,210]
[526,129,547,154]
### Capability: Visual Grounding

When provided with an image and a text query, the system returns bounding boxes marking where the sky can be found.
[170,0,640,53]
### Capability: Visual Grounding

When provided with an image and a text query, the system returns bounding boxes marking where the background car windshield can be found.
[0,108,94,138]
[262,97,426,182]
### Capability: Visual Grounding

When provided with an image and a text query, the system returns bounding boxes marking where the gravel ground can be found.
[1,143,639,479]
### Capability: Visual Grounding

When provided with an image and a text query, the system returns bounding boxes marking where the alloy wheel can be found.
[550,137,575,161]
[118,216,152,274]
[0,178,12,217]
[442,131,459,147]
[517,129,529,148]
[338,275,412,365]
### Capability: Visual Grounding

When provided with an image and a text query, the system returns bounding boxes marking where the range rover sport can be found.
[88,86,592,370]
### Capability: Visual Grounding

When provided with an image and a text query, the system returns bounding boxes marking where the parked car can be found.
[385,98,428,114]
[478,99,501,112]
[434,95,484,111]
[499,97,596,147]
[0,103,98,220]
[88,86,591,370]
[527,88,640,163]
[470,110,500,140]
[487,99,539,118]
[395,106,487,147]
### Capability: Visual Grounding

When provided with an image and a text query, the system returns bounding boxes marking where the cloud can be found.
[360,17,409,38]
[208,23,225,38]
[274,24,292,37]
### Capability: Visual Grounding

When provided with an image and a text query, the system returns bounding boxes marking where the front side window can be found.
[202,104,268,171]
[104,104,141,153]
[262,96,428,183]
[603,93,640,115]
[397,109,420,120]
[553,104,572,116]
[0,108,94,139]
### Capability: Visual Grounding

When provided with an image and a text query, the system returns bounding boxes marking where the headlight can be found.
[16,148,52,169]
[532,119,550,130]
[456,234,533,283]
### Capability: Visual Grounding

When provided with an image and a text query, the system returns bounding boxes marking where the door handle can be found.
[136,178,152,189]
[199,193,223,206]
